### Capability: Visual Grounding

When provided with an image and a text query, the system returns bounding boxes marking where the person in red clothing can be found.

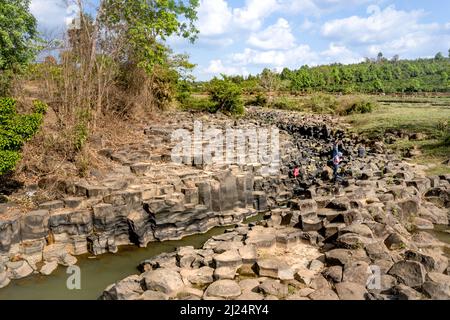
[293,167,300,178]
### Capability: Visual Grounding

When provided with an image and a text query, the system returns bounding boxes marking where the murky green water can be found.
[0,214,264,300]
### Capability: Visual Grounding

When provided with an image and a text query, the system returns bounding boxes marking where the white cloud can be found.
[31,0,68,31]
[321,5,449,56]
[247,18,296,50]
[322,5,435,45]
[197,0,233,36]
[232,0,280,30]
[203,59,249,76]
[321,43,363,64]
[231,45,317,68]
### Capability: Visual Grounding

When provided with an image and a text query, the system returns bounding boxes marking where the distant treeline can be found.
[196,53,450,94]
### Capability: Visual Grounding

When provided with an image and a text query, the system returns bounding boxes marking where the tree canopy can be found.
[0,0,38,71]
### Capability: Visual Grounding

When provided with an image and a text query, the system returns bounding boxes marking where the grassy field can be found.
[346,96,450,175]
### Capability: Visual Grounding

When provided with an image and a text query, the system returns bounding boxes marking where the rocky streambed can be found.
[1,108,450,300]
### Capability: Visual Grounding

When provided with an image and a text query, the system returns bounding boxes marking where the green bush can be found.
[176,80,193,104]
[246,93,268,107]
[342,100,375,115]
[207,77,244,116]
[0,98,47,175]
[270,97,298,111]
[305,94,338,114]
[180,97,216,112]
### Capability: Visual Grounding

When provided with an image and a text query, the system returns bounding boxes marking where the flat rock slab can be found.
[204,280,242,299]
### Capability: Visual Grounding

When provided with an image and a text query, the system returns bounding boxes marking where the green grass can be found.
[346,96,450,175]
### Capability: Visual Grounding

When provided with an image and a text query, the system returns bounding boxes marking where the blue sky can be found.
[31,0,450,80]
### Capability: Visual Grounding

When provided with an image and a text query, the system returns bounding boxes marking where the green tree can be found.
[207,76,244,116]
[435,52,445,60]
[0,0,39,94]
[100,0,199,74]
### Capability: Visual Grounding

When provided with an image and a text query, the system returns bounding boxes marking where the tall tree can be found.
[0,0,39,94]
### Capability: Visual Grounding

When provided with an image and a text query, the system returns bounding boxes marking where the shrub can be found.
[341,99,375,115]
[179,96,216,112]
[207,77,244,116]
[305,94,338,114]
[176,80,193,104]
[0,98,47,175]
[270,97,298,111]
[246,93,268,107]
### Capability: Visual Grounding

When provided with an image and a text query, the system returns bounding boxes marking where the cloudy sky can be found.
[31,0,450,80]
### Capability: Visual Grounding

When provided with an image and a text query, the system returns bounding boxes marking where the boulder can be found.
[404,249,448,273]
[322,266,343,283]
[308,288,339,300]
[335,282,368,300]
[0,270,10,289]
[187,266,214,286]
[239,279,260,293]
[236,292,264,300]
[258,279,288,298]
[256,258,289,279]
[143,268,184,297]
[213,250,242,268]
[294,268,316,286]
[343,261,370,286]
[422,272,450,300]
[214,267,238,280]
[388,261,426,288]
[204,280,241,299]
[392,284,422,300]
[138,290,169,301]
[238,245,257,264]
[6,260,34,280]
[40,261,58,276]
[102,275,144,300]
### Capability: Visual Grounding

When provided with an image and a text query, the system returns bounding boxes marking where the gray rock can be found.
[259,279,288,298]
[323,266,343,283]
[308,288,339,300]
[236,291,264,300]
[214,250,242,268]
[343,261,370,286]
[214,266,237,280]
[388,261,426,288]
[0,270,10,289]
[40,261,58,276]
[239,279,260,292]
[335,282,368,300]
[6,260,34,280]
[404,249,448,273]
[392,284,422,300]
[204,280,242,299]
[138,290,169,300]
[256,258,289,279]
[20,210,49,240]
[422,272,450,300]
[144,268,184,297]
[101,275,144,300]
[238,245,257,264]
[187,266,214,286]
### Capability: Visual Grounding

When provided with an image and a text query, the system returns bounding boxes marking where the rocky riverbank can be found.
[100,108,450,300]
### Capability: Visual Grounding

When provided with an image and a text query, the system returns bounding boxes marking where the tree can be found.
[0,0,39,94]
[435,52,445,60]
[100,0,199,74]
[377,52,384,63]
[259,68,281,103]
